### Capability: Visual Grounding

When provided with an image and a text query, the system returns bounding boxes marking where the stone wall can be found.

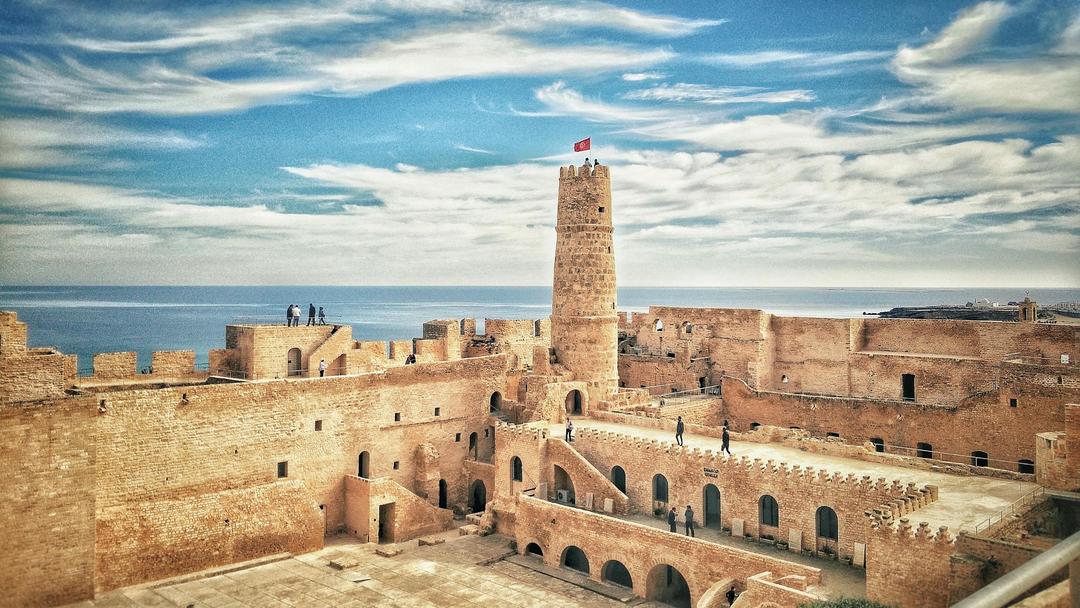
[569,426,927,560]
[502,495,821,606]
[92,351,137,379]
[0,349,68,403]
[0,399,96,607]
[150,350,196,376]
[948,533,1066,604]
[342,475,453,543]
[866,520,955,608]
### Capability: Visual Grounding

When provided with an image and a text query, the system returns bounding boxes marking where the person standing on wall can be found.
[721,425,732,456]
[675,415,685,446]
[318,306,326,325]
[307,303,316,326]
[290,304,300,327]
[285,304,291,326]
[565,417,574,442]
[684,504,695,537]
[667,506,677,533]
[318,359,327,377]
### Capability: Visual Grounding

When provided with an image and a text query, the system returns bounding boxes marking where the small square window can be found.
[455,433,461,442]
[314,420,323,431]
[394,412,401,422]
[1009,398,1018,408]
[598,206,605,213]
[434,407,440,416]
[277,461,288,478]
[393,461,400,470]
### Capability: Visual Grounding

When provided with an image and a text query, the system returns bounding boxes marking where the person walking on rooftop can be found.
[318,306,326,325]
[307,303,316,326]
[565,418,574,442]
[318,359,327,377]
[667,506,677,533]
[290,304,300,327]
[721,425,732,456]
[684,504,695,537]
[675,415,685,446]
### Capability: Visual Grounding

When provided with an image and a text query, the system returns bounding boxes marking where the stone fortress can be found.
[1,163,1078,608]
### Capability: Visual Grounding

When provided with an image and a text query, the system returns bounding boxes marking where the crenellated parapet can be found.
[559,163,609,180]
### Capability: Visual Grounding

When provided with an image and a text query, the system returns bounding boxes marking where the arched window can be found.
[602,560,633,588]
[971,451,989,467]
[916,442,933,459]
[652,474,669,503]
[490,392,502,412]
[654,319,664,332]
[681,321,692,334]
[826,432,840,438]
[358,451,370,478]
[469,432,478,458]
[525,542,543,556]
[611,466,626,493]
[816,506,838,541]
[750,422,761,430]
[287,347,302,377]
[869,437,885,452]
[511,456,523,482]
[760,495,779,527]
[1018,459,1035,474]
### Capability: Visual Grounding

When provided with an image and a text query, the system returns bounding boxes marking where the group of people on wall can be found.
[284,303,327,326]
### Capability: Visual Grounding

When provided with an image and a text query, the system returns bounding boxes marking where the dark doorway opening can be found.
[647,564,691,607]
[565,390,583,415]
[438,479,448,509]
[1018,459,1035,474]
[378,503,394,544]
[611,466,626,493]
[525,542,543,556]
[602,560,633,588]
[287,347,302,377]
[358,451,370,478]
[916,442,933,459]
[653,474,669,504]
[469,432,478,459]
[704,484,721,529]
[561,546,590,574]
[971,451,989,467]
[490,391,502,412]
[902,373,916,401]
[816,505,839,555]
[870,437,885,452]
[469,479,487,513]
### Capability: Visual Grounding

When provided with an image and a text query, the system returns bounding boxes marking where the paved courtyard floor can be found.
[553,420,1039,533]
[61,534,673,608]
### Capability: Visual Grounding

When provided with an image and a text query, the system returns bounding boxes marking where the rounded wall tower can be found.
[550,163,619,404]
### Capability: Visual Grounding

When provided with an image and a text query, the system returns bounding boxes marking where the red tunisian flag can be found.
[573,137,591,152]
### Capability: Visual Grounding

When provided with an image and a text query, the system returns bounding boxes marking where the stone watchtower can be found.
[550,163,619,403]
[1018,297,1037,323]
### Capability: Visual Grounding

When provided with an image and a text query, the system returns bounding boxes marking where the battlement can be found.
[871,517,955,546]
[575,426,929,496]
[559,163,609,180]
[495,421,549,441]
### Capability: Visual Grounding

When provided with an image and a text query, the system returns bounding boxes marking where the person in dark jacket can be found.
[726,585,737,606]
[675,415,685,446]
[285,305,291,326]
[307,303,316,326]
[684,504,695,537]
[722,426,732,456]
[667,507,677,532]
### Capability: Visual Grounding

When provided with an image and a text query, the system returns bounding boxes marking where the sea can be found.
[1,285,1077,372]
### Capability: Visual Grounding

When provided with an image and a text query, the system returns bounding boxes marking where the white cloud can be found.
[623,83,815,104]
[530,81,681,122]
[455,144,495,155]
[705,49,891,68]
[622,71,666,81]
[0,117,203,168]
[892,1,1080,113]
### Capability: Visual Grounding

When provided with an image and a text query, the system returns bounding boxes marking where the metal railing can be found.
[950,528,1079,608]
[1002,352,1073,367]
[655,385,722,407]
[971,486,1046,535]
[879,442,1034,474]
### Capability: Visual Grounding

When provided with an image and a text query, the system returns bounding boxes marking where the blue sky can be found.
[0,0,1077,287]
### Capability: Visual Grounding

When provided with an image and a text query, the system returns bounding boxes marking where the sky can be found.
[0,0,1077,287]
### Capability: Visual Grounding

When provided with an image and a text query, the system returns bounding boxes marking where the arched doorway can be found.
[358,451,370,478]
[565,390,583,415]
[490,392,502,412]
[652,474,669,504]
[816,506,839,555]
[703,484,721,529]
[554,465,575,504]
[602,560,633,588]
[469,432,478,459]
[561,546,589,574]
[469,480,487,513]
[287,347,302,377]
[646,563,691,607]
[611,465,626,493]
[511,456,523,482]
[525,542,543,557]
[438,479,447,509]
